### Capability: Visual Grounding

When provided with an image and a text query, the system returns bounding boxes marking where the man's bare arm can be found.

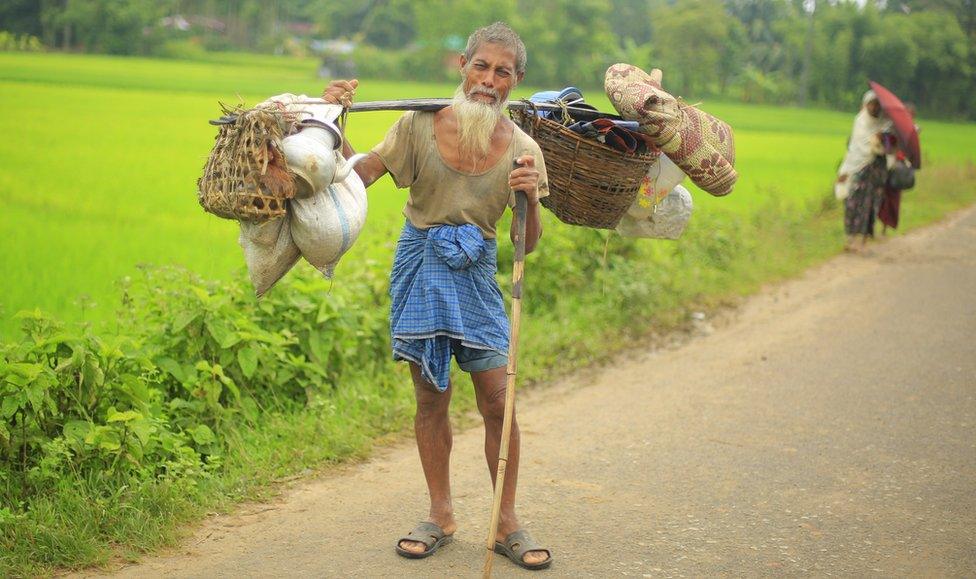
[349,149,388,189]
[323,78,388,188]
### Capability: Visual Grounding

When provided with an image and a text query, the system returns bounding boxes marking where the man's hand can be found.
[322,79,358,107]
[509,154,540,204]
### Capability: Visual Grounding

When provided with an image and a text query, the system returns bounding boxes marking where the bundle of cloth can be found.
[604,63,737,196]
[237,94,367,296]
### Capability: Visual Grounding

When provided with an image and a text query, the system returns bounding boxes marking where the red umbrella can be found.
[869,80,921,169]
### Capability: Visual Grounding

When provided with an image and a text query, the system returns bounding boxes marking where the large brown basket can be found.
[197,104,297,222]
[511,105,658,229]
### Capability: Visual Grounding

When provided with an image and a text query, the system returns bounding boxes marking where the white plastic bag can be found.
[616,184,693,240]
[290,170,368,278]
[238,214,301,297]
[639,154,686,208]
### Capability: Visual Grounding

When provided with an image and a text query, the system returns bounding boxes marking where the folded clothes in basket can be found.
[567,119,654,154]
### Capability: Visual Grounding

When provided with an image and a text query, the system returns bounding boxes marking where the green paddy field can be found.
[0,51,974,337]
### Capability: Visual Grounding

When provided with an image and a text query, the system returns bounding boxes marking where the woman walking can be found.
[836,90,892,251]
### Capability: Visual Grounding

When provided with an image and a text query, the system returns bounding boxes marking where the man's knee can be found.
[477,383,508,421]
[414,383,451,417]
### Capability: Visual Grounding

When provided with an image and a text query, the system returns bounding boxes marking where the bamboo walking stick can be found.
[483,163,529,578]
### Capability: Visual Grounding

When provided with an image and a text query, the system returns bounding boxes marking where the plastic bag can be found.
[886,159,916,190]
[638,154,685,207]
[238,214,301,297]
[616,184,693,240]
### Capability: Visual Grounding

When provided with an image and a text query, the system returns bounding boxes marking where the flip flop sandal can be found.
[394,521,453,559]
[493,529,552,570]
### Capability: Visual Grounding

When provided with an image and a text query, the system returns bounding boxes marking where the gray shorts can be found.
[451,339,508,374]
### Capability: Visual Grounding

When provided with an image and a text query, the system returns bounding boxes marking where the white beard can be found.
[452,84,504,161]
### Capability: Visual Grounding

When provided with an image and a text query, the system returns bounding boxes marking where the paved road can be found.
[95,207,976,578]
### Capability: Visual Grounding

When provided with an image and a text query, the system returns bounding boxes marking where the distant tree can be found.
[38,0,175,54]
[608,0,654,46]
[653,0,732,97]
[513,0,616,88]
[861,13,919,97]
[808,5,854,107]
[413,0,514,45]
[0,0,42,37]
[726,0,794,74]
[906,9,969,112]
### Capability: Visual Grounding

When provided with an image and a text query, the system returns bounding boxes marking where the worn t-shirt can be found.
[371,111,549,239]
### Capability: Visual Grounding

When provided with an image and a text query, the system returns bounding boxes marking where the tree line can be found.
[2,0,973,118]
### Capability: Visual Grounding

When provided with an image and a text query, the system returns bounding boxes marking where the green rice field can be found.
[1,52,975,338]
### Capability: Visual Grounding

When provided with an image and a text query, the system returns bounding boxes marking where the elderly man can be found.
[322,22,552,570]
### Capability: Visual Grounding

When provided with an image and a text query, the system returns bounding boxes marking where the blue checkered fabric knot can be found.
[390,222,509,391]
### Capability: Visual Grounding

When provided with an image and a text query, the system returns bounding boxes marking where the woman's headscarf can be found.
[838,90,892,178]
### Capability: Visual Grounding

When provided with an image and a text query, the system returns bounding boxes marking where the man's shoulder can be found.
[384,110,433,142]
[510,121,544,156]
[392,109,436,126]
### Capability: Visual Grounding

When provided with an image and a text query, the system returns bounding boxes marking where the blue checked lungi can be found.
[390,221,509,391]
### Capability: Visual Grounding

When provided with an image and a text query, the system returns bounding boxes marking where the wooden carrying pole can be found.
[209,98,623,126]
[483,171,528,578]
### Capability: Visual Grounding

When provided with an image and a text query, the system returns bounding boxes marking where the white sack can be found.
[258,93,344,138]
[238,214,301,297]
[282,126,344,197]
[290,169,368,278]
[253,93,368,279]
[616,184,693,240]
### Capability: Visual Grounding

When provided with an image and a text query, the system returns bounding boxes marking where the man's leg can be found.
[398,362,457,554]
[471,367,549,566]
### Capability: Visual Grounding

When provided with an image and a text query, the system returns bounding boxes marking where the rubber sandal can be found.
[493,529,552,570]
[394,521,453,559]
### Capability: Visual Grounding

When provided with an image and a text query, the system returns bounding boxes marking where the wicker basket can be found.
[198,105,297,222]
[511,105,658,229]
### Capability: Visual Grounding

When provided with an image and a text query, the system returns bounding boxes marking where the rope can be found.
[338,106,349,149]
[555,100,572,126]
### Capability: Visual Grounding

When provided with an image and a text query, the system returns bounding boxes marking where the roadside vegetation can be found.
[1,52,975,576]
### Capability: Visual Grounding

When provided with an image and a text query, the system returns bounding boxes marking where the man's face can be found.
[459,42,522,105]
[866,100,881,118]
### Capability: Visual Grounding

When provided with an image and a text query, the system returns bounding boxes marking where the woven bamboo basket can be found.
[198,105,297,222]
[511,105,658,229]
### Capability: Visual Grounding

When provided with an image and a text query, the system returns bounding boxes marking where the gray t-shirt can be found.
[372,111,549,239]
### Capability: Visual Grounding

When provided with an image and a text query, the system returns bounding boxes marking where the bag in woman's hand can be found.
[887,159,916,190]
